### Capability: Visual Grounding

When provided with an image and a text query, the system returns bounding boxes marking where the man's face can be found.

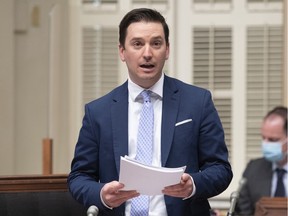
[119,21,169,89]
[261,115,287,153]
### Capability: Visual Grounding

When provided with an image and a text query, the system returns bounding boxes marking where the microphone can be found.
[227,178,247,216]
[87,205,99,216]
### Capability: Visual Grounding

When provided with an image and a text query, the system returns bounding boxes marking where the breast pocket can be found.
[174,119,194,145]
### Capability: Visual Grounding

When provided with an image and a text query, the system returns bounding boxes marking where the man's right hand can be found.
[101,181,139,208]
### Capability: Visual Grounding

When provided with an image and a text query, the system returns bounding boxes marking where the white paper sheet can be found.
[119,156,186,195]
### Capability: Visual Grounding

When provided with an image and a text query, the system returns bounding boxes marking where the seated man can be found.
[235,106,287,215]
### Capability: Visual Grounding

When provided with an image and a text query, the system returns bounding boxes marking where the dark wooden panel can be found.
[0,174,68,193]
[255,197,288,216]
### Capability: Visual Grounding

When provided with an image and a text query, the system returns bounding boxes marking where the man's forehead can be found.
[262,117,286,138]
[123,21,167,44]
[127,22,164,33]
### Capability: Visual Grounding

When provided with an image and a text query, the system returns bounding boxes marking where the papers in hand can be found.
[119,156,186,195]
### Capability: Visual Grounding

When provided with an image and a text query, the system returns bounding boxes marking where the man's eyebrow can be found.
[130,37,143,41]
[130,36,164,41]
[152,36,163,40]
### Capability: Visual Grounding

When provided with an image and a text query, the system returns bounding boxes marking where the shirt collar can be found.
[272,162,288,172]
[128,73,164,102]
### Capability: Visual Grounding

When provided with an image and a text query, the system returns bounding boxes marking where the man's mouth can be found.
[140,64,155,69]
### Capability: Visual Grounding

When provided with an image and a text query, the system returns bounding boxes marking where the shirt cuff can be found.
[100,187,113,210]
[183,175,196,200]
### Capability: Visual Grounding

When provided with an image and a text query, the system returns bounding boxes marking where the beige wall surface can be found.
[0,0,70,175]
[0,0,15,174]
[284,0,288,107]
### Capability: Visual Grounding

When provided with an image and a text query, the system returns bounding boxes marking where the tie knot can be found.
[276,168,286,178]
[141,90,151,103]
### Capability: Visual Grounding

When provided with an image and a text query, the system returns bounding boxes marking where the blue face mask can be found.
[262,141,284,162]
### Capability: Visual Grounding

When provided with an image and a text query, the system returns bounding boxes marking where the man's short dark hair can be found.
[119,8,169,47]
[265,106,287,135]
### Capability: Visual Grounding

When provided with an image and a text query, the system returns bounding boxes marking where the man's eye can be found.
[268,138,280,142]
[133,42,142,47]
[153,41,162,47]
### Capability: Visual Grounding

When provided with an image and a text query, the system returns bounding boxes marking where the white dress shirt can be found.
[125,73,168,216]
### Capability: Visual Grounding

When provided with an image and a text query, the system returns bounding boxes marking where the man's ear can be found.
[165,43,170,60]
[119,44,125,62]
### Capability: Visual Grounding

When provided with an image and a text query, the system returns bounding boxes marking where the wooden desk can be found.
[254,197,288,216]
[0,174,68,192]
[0,174,86,216]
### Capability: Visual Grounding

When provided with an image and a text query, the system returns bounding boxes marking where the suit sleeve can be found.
[191,90,233,198]
[67,104,105,209]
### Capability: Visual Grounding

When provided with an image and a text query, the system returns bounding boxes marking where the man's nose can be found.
[143,45,152,60]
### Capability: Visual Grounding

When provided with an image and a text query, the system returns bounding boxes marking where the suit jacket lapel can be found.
[111,77,180,172]
[262,159,273,196]
[111,82,129,175]
[161,76,180,166]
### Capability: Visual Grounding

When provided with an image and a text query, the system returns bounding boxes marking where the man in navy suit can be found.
[68,8,233,216]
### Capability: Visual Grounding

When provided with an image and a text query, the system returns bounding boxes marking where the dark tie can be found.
[274,168,286,197]
[131,90,154,216]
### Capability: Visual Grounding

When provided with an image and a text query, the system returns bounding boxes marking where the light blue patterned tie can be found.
[131,90,154,216]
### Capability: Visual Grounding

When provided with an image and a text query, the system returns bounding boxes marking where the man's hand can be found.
[162,173,193,198]
[101,181,139,208]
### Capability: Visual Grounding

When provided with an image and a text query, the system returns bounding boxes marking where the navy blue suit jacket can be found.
[68,75,233,216]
